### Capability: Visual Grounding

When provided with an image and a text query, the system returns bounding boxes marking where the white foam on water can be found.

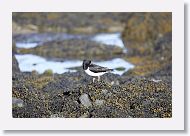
[15,54,134,75]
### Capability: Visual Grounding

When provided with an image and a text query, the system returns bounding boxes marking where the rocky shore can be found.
[12,13,130,34]
[17,39,124,61]
[12,12,172,118]
[12,69,172,118]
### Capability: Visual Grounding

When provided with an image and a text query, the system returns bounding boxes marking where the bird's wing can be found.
[89,63,113,73]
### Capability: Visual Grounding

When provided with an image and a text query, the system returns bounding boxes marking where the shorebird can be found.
[82,60,113,82]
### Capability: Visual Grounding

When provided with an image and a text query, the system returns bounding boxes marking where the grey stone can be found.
[101,89,108,95]
[50,114,59,118]
[79,94,92,107]
[94,99,105,106]
[12,97,24,108]
[79,112,90,118]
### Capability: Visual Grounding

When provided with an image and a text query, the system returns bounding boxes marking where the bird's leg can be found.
[98,76,100,82]
[93,77,95,83]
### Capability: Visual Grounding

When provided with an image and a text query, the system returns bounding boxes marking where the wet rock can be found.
[50,114,59,118]
[12,21,38,34]
[79,112,90,118]
[13,13,131,34]
[79,94,92,108]
[146,63,172,86]
[12,55,20,73]
[121,13,172,77]
[94,99,105,106]
[122,13,172,77]
[122,12,171,46]
[13,32,83,43]
[110,80,120,86]
[18,39,124,61]
[12,71,172,118]
[101,89,108,95]
[154,32,172,61]
[12,42,17,54]
[12,97,24,108]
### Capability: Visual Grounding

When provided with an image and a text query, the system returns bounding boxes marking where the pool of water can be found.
[15,54,134,75]
[91,33,124,48]
[16,42,39,49]
[15,33,126,51]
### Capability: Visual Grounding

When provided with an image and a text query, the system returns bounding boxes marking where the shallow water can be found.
[15,33,126,50]
[91,33,124,48]
[15,54,134,75]
[16,42,39,49]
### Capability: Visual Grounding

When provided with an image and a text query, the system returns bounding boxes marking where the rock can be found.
[110,80,120,86]
[79,94,92,107]
[111,81,114,85]
[13,13,131,34]
[50,114,59,118]
[12,97,24,108]
[12,71,172,118]
[101,89,108,95]
[123,12,171,43]
[94,99,105,106]
[18,39,124,61]
[121,14,172,77]
[79,112,90,118]
[154,32,172,61]
[12,55,20,73]
[122,12,172,57]
[12,42,17,54]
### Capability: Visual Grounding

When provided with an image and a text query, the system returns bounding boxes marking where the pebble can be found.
[101,89,108,95]
[79,112,90,118]
[12,97,24,108]
[111,81,114,85]
[50,114,59,118]
[79,94,92,107]
[94,99,105,106]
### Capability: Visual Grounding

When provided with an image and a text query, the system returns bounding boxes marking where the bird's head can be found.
[82,60,91,70]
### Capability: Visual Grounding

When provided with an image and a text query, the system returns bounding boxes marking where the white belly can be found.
[85,67,106,77]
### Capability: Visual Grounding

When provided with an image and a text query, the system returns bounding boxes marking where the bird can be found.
[82,60,113,82]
